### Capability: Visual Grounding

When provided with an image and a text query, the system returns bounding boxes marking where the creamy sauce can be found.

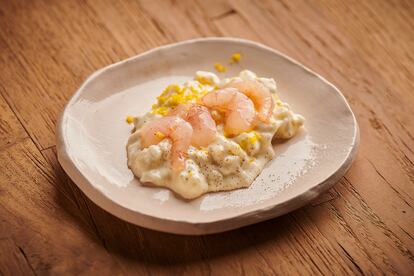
[126,70,304,199]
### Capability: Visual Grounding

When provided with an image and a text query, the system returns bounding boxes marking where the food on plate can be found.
[230,53,241,63]
[126,70,304,199]
[201,88,256,136]
[214,62,226,72]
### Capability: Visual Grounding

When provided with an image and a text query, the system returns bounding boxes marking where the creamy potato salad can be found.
[127,70,304,199]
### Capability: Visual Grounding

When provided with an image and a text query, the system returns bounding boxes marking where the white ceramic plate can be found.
[57,38,358,235]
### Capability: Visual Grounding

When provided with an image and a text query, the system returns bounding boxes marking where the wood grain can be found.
[0,0,413,274]
[0,238,35,276]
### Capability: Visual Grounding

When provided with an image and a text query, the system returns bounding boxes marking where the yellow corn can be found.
[214,63,226,72]
[126,115,134,124]
[155,131,165,139]
[231,53,241,63]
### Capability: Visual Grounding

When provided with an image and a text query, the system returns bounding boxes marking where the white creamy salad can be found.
[126,69,304,199]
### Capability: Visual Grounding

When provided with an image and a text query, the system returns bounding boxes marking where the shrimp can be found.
[140,116,193,171]
[201,88,256,136]
[169,104,217,147]
[225,79,274,122]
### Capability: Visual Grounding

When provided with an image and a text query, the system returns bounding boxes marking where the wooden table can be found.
[1,0,413,274]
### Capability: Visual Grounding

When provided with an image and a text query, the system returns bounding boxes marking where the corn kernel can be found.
[248,131,261,144]
[239,139,248,151]
[239,131,261,151]
[231,53,241,63]
[155,131,165,139]
[157,96,167,104]
[166,84,182,93]
[214,63,226,72]
[151,106,170,116]
[189,85,200,95]
[169,93,181,105]
[126,115,134,124]
[197,76,212,85]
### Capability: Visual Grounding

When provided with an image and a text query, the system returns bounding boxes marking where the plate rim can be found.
[56,37,359,235]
